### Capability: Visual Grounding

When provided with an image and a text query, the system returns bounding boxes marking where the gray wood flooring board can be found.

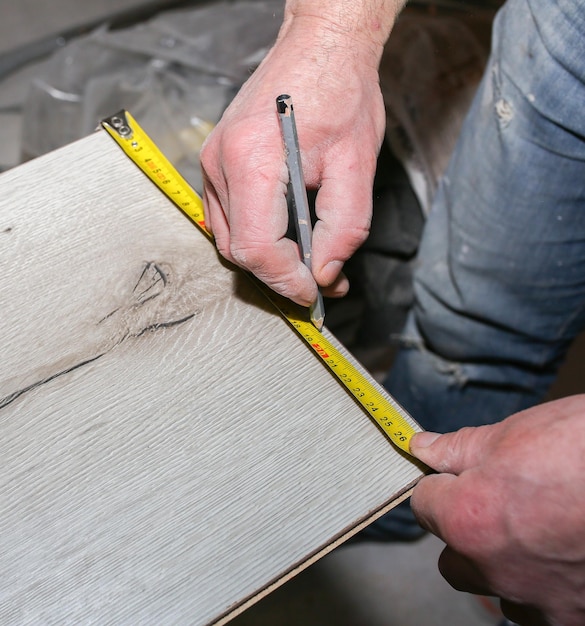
[0,130,424,624]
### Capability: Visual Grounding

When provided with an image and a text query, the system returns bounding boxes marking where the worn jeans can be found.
[372,0,585,539]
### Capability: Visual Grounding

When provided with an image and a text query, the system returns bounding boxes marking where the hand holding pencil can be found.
[199,14,387,309]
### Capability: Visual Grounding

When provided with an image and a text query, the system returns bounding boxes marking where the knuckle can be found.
[214,234,233,263]
[434,427,478,474]
[339,219,371,254]
[448,480,494,552]
[230,240,312,302]
[229,240,268,272]
[223,129,253,156]
[199,133,218,172]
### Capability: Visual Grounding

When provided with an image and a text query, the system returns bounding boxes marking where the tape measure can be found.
[101,110,420,454]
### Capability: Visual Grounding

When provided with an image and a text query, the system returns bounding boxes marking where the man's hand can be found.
[200,2,402,305]
[410,395,585,626]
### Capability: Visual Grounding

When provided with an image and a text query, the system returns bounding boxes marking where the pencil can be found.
[276,93,325,331]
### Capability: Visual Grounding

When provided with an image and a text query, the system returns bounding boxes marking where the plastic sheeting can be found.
[21,0,284,189]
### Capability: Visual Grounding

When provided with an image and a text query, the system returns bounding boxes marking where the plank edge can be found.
[213,482,418,625]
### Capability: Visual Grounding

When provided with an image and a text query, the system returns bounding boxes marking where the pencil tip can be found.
[312,316,324,332]
[310,292,325,332]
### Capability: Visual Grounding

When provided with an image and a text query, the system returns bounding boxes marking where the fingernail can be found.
[410,431,440,451]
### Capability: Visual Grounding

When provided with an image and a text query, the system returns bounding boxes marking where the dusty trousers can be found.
[386,0,585,432]
[371,0,585,539]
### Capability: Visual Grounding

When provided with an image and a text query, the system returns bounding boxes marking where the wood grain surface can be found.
[0,130,424,624]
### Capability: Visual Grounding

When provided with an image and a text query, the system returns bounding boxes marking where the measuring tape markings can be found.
[101,111,420,454]
[102,111,208,234]
[276,301,416,451]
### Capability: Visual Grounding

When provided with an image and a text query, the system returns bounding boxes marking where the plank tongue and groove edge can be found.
[0,129,425,624]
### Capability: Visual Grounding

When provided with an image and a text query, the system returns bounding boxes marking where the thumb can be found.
[410,426,493,475]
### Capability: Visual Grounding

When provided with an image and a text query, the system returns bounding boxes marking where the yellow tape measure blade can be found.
[272,296,419,453]
[101,111,210,236]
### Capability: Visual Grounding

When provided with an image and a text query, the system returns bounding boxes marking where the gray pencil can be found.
[276,94,325,331]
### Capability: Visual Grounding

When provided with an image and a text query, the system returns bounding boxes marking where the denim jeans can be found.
[372,0,585,539]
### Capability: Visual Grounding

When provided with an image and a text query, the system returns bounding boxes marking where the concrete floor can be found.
[232,537,501,625]
[1,1,581,624]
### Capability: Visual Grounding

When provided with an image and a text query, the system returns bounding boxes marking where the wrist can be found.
[281,0,405,68]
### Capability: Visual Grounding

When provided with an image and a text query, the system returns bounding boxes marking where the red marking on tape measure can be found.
[311,343,330,359]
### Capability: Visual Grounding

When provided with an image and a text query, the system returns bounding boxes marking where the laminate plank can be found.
[0,130,424,624]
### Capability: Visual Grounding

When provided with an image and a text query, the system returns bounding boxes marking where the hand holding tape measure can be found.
[101,109,421,454]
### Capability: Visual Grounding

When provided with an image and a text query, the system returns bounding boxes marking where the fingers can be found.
[438,547,492,595]
[413,475,493,594]
[202,168,229,239]
[311,148,377,289]
[202,121,319,306]
[437,559,550,626]
[413,474,503,595]
[409,424,496,475]
[227,172,318,306]
[202,125,374,304]
[321,271,349,298]
[500,600,549,626]
[412,469,500,549]
[410,473,458,538]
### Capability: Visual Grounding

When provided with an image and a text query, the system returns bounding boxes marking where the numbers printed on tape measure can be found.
[102,111,209,235]
[282,308,417,452]
[101,110,420,454]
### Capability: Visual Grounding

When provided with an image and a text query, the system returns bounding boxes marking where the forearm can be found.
[280,0,406,67]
